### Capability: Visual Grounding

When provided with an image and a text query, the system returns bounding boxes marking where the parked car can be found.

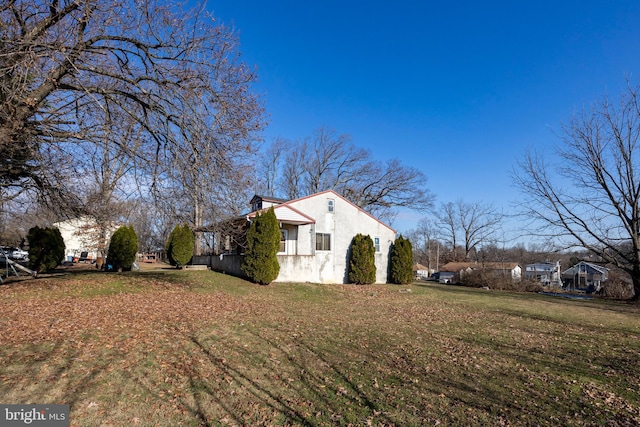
[11,247,28,260]
[1,246,28,260]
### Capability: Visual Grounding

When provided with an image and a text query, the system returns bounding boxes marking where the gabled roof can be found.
[206,190,396,232]
[484,262,521,270]
[413,263,429,271]
[561,261,609,276]
[440,262,477,272]
[281,190,397,234]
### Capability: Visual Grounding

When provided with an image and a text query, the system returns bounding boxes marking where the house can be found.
[485,262,522,281]
[561,261,608,292]
[209,190,397,284]
[413,263,430,280]
[439,262,475,284]
[54,217,118,262]
[524,261,562,286]
[439,261,522,284]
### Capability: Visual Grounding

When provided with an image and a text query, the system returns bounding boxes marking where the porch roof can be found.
[248,204,315,225]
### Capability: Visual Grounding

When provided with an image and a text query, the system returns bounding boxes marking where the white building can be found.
[210,190,397,284]
[54,217,118,262]
[524,261,562,286]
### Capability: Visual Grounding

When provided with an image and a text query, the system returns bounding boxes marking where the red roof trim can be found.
[247,204,316,224]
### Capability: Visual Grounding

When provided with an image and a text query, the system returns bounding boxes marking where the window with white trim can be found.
[316,233,331,251]
[327,199,334,213]
[374,237,381,252]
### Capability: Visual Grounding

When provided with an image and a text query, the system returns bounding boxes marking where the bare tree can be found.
[436,200,503,260]
[67,100,146,257]
[341,158,433,222]
[281,140,308,200]
[259,137,289,196]
[436,202,461,260]
[0,0,264,208]
[303,127,370,195]
[153,90,260,254]
[514,81,640,300]
[406,217,440,272]
[262,126,434,222]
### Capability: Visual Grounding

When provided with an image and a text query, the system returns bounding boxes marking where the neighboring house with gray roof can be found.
[561,261,609,292]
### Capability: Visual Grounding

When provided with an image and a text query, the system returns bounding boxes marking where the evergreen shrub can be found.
[27,226,65,273]
[107,225,138,271]
[390,235,414,284]
[348,234,376,284]
[167,224,194,268]
[241,207,280,285]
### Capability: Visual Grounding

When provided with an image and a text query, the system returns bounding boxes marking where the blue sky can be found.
[206,1,640,236]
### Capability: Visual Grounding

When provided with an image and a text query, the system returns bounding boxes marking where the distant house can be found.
[440,261,522,284]
[54,217,118,262]
[487,262,522,281]
[524,262,562,286]
[561,261,609,292]
[413,263,430,280]
[209,190,397,284]
[439,262,475,284]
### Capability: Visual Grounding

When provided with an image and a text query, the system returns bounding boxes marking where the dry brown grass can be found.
[1,266,639,426]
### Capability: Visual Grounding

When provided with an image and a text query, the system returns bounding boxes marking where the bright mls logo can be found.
[0,405,69,426]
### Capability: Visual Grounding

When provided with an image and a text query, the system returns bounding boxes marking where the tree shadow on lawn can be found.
[4,324,638,425]
[126,326,619,426]
[126,328,400,425]
[178,331,402,426]
[0,339,113,409]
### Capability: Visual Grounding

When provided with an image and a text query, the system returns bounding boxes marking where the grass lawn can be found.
[1,265,639,426]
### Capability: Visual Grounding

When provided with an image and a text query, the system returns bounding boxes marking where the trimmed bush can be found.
[27,226,65,273]
[390,235,414,284]
[107,225,138,272]
[167,224,194,268]
[349,234,376,284]
[242,207,280,285]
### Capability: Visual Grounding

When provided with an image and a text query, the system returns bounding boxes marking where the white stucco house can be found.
[54,217,118,262]
[209,190,397,284]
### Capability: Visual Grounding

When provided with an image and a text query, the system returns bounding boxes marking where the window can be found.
[316,233,331,251]
[374,237,380,252]
[327,199,334,213]
[279,230,288,253]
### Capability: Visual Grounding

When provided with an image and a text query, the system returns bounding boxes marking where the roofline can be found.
[562,261,610,274]
[281,190,397,234]
[250,194,289,204]
[204,190,397,233]
[247,204,316,224]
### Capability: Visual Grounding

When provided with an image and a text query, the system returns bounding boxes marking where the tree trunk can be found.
[631,268,640,302]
